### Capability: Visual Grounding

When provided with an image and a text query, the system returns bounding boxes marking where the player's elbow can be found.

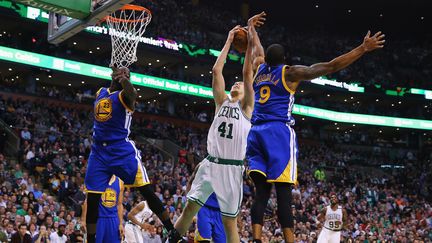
[212,66,222,75]
[127,213,134,221]
[326,61,340,74]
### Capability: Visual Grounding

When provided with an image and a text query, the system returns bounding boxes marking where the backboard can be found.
[47,0,133,44]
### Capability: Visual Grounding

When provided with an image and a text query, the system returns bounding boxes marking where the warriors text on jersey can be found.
[93,88,133,142]
[323,205,343,231]
[207,99,251,160]
[252,64,295,125]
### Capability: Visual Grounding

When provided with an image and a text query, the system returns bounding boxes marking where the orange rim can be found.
[103,4,151,23]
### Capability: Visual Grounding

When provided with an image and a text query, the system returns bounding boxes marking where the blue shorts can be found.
[96,217,120,243]
[195,206,226,243]
[246,121,298,183]
[85,139,149,193]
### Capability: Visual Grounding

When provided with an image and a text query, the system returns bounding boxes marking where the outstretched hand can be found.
[362,31,385,52]
[227,25,242,43]
[111,66,130,83]
[248,11,266,28]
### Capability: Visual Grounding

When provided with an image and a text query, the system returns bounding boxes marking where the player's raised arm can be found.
[113,67,137,111]
[248,12,266,72]
[242,14,266,116]
[286,31,385,83]
[212,26,241,107]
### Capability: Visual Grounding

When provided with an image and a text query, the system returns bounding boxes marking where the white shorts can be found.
[317,227,341,243]
[187,157,244,217]
[124,223,143,243]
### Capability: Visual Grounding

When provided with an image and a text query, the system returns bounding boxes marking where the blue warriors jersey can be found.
[204,193,220,209]
[93,88,133,142]
[252,64,295,125]
[99,176,122,218]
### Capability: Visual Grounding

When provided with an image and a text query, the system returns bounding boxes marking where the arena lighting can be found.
[5,1,432,99]
[1,45,432,130]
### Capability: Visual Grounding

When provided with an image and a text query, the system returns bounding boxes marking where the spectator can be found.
[314,167,326,181]
[21,127,31,141]
[49,221,67,243]
[143,226,162,243]
[33,225,50,243]
[11,223,32,243]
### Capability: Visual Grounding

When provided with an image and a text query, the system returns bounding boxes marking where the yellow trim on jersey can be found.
[84,185,104,194]
[247,169,267,178]
[118,91,134,112]
[267,160,297,184]
[253,64,262,82]
[194,229,211,242]
[281,65,296,94]
[107,88,117,95]
[124,162,150,188]
[95,87,103,97]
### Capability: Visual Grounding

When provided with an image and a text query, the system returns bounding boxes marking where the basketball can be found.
[233,27,248,53]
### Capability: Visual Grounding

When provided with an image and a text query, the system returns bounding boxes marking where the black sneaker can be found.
[167,229,186,243]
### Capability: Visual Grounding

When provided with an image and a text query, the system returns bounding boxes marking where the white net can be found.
[106,5,152,68]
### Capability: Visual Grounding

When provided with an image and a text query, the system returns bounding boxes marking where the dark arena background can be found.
[0,0,431,242]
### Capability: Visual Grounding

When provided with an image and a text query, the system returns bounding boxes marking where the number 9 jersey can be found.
[252,64,295,126]
[246,63,298,184]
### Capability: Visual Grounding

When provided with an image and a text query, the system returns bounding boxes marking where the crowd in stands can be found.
[1,0,432,92]
[0,85,431,242]
[133,0,432,91]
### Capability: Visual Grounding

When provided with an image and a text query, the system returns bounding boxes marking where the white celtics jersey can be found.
[207,99,251,160]
[134,201,153,223]
[324,205,343,230]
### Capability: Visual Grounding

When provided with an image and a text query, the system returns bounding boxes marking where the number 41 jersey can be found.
[207,99,251,160]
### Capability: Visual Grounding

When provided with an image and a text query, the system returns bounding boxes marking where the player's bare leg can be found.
[173,200,201,235]
[252,224,263,240]
[222,216,240,243]
[282,228,295,243]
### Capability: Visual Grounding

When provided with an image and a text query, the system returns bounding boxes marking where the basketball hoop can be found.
[105,4,152,68]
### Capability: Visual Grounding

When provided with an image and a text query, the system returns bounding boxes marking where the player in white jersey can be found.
[317,193,348,243]
[124,201,153,243]
[168,25,255,243]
